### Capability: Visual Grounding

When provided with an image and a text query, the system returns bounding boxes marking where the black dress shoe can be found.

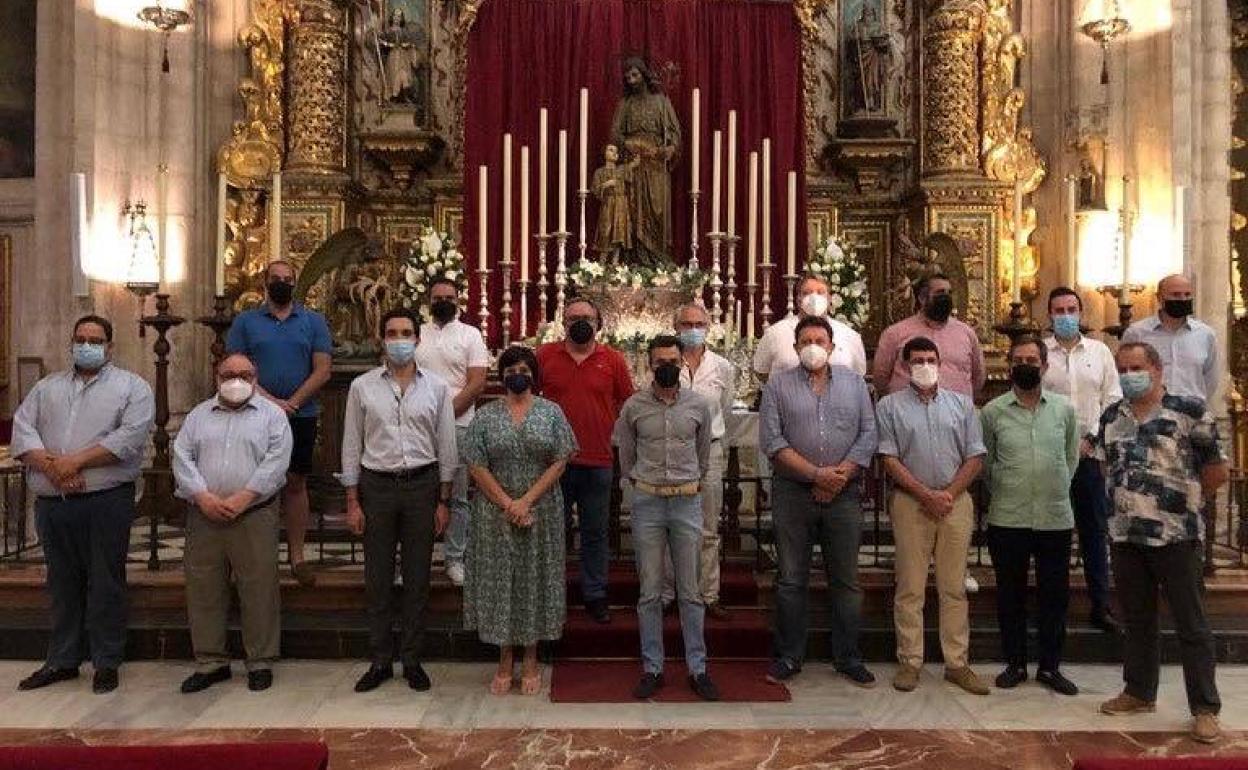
[248,669,273,692]
[995,665,1028,689]
[405,663,431,691]
[92,668,118,694]
[18,667,78,691]
[354,664,393,693]
[633,672,664,699]
[688,672,720,702]
[836,664,877,689]
[586,599,611,624]
[180,666,232,694]
[1090,609,1123,635]
[1036,669,1079,696]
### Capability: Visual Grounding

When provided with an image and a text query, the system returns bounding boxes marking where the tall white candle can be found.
[1065,175,1077,287]
[520,146,530,282]
[711,130,722,233]
[690,88,700,194]
[538,108,548,236]
[578,89,589,193]
[478,165,488,272]
[1012,179,1023,303]
[215,173,227,295]
[70,172,89,297]
[270,172,282,262]
[558,129,568,233]
[761,138,771,265]
[786,171,797,275]
[747,151,758,286]
[502,133,513,264]
[726,110,737,236]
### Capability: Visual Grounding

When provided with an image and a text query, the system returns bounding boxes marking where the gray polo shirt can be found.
[613,386,712,486]
[876,386,986,490]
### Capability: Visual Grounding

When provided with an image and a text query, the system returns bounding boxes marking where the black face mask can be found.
[924,294,953,323]
[267,280,294,306]
[567,319,595,345]
[1163,298,1194,319]
[503,373,532,394]
[654,362,681,388]
[1010,363,1042,391]
[431,299,458,324]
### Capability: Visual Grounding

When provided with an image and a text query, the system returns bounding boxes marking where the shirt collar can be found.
[211,395,259,412]
[263,302,301,319]
[1046,334,1085,352]
[65,362,114,385]
[1004,389,1048,407]
[382,365,423,380]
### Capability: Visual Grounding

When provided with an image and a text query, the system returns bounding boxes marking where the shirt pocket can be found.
[829,407,857,430]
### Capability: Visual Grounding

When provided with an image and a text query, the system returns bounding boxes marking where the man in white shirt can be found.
[753,274,868,381]
[1122,274,1219,404]
[661,303,737,620]
[415,277,490,587]
[1042,287,1122,633]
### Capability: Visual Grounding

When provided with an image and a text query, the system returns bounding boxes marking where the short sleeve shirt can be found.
[226,303,333,418]
[416,318,492,427]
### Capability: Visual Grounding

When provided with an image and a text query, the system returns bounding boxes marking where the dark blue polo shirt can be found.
[225,303,333,418]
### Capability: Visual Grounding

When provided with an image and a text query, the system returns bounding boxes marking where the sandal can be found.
[520,668,541,696]
[490,672,513,696]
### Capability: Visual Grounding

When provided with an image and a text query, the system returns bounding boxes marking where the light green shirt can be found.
[981,389,1079,530]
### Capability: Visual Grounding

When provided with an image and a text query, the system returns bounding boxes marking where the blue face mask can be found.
[678,328,707,348]
[72,343,107,371]
[1052,313,1081,340]
[385,339,416,365]
[1120,371,1152,400]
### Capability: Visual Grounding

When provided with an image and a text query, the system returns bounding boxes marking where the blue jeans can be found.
[561,464,613,603]
[1070,457,1110,612]
[445,426,471,565]
[632,490,707,676]
[771,477,863,669]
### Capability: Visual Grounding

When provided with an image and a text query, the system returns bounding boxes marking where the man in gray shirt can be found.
[614,334,717,701]
[173,353,293,694]
[10,315,154,694]
[759,316,878,688]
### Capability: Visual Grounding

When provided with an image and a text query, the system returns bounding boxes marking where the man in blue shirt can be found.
[226,260,333,586]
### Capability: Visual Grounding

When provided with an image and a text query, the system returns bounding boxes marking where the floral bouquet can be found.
[567,258,709,294]
[805,235,870,328]
[396,226,467,321]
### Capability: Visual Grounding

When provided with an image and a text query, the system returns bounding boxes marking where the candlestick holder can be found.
[992,300,1040,345]
[1097,284,1141,338]
[518,279,531,341]
[195,294,235,372]
[536,232,552,325]
[139,293,184,570]
[499,258,514,348]
[577,190,589,264]
[723,234,740,322]
[707,231,725,324]
[745,281,758,341]
[783,272,799,317]
[759,263,775,330]
[554,229,571,321]
[689,190,701,267]
[477,267,491,345]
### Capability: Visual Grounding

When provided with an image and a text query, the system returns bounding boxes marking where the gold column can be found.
[287,0,348,175]
[921,0,984,177]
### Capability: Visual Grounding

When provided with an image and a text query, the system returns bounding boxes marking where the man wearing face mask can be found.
[1093,343,1227,744]
[753,274,868,381]
[759,317,878,688]
[414,277,490,588]
[11,316,154,695]
[1041,286,1122,633]
[537,298,635,624]
[980,336,1080,695]
[873,273,985,399]
[614,335,717,701]
[172,354,293,694]
[226,260,333,587]
[342,309,457,693]
[1122,274,1219,404]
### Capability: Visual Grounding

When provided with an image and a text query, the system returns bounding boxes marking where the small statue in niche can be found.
[1077,155,1106,211]
[592,144,637,261]
[379,7,426,107]
[847,2,890,115]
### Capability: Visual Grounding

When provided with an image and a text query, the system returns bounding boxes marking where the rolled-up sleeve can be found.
[339,380,365,488]
[172,411,207,499]
[97,378,155,464]
[695,400,712,480]
[9,381,45,460]
[435,383,458,483]
[964,399,987,457]
[245,411,294,498]
[613,402,636,482]
[846,380,879,468]
[759,380,789,459]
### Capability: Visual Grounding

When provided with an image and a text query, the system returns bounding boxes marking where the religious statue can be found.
[224,189,271,306]
[846,2,890,115]
[1077,155,1105,210]
[379,8,426,107]
[591,145,636,260]
[609,57,681,266]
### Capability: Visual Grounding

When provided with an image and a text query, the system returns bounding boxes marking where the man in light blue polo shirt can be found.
[226,260,332,586]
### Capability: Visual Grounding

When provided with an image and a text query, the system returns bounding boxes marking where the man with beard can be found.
[415,277,490,587]
[873,273,985,399]
[1122,274,1219,404]
[226,260,333,587]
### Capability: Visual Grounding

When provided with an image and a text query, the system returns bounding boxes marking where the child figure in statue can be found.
[592,144,635,262]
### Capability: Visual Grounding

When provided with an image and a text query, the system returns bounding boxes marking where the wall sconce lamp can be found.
[137,2,192,71]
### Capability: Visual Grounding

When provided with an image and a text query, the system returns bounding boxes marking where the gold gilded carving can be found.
[218,0,286,184]
[795,0,833,169]
[223,190,273,308]
[980,0,1045,192]
[921,1,983,176]
[447,0,488,169]
[288,0,349,174]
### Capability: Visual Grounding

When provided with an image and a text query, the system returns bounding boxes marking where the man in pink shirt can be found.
[872,274,985,399]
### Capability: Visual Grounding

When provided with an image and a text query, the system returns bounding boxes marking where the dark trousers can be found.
[360,467,437,668]
[1070,458,1111,613]
[35,484,136,670]
[771,477,863,669]
[561,464,613,604]
[1113,541,1221,715]
[987,525,1072,672]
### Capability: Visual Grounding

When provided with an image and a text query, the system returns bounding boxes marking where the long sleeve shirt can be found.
[1122,315,1219,404]
[10,364,154,497]
[613,387,712,486]
[681,349,736,440]
[759,364,878,480]
[1042,334,1123,439]
[339,366,458,486]
[173,396,293,501]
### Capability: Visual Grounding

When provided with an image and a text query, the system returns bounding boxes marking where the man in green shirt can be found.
[981,335,1079,695]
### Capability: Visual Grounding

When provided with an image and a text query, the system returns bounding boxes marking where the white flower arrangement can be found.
[397,226,468,321]
[567,258,709,294]
[805,235,870,328]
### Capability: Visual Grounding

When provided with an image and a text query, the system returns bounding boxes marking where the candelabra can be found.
[477,267,491,345]
[783,272,799,317]
[195,294,235,372]
[536,232,552,326]
[689,190,701,268]
[723,234,740,327]
[518,278,531,340]
[1098,285,1139,338]
[707,231,725,324]
[577,191,589,264]
[554,229,571,321]
[759,262,775,330]
[499,258,514,348]
[992,300,1040,345]
[745,281,758,341]
[139,293,184,570]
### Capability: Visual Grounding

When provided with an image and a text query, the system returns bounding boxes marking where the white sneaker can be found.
[964,575,979,593]
[446,561,465,586]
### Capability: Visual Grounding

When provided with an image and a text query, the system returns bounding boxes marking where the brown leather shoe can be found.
[1100,691,1156,715]
[1191,713,1221,744]
[944,666,990,696]
[291,561,317,587]
[892,664,920,692]
[705,602,731,621]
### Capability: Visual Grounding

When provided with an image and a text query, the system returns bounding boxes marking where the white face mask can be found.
[800,293,829,318]
[910,362,940,389]
[798,344,829,371]
[218,377,255,405]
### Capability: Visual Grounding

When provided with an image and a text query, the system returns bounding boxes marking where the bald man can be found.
[1122,275,1219,404]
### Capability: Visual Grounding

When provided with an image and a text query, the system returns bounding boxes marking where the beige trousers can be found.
[891,490,974,670]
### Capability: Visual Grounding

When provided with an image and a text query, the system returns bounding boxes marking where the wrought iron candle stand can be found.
[196,294,235,372]
[140,293,184,570]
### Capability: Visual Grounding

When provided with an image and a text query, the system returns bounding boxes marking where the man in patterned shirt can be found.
[1094,341,1228,744]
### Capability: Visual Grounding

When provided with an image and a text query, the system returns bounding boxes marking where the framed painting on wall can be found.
[0,1,36,179]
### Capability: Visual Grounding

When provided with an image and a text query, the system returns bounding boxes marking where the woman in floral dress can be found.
[463,346,577,695]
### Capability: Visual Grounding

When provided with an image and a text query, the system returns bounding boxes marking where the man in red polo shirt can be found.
[538,298,635,623]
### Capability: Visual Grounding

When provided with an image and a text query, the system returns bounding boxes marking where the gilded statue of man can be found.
[610,57,681,266]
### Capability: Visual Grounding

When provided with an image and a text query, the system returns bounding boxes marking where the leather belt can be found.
[633,480,700,498]
[37,481,135,502]
[362,464,438,481]
[240,496,277,516]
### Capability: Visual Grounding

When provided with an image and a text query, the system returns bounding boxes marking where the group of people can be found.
[8,259,1229,741]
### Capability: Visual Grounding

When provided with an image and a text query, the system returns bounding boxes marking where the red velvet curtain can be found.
[465,0,806,344]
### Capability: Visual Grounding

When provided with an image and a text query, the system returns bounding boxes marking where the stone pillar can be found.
[921,0,985,177]
[286,0,348,175]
